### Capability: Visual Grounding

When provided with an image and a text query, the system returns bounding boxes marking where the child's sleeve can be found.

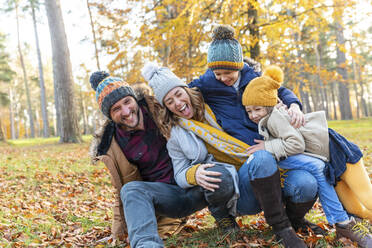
[264,109,306,161]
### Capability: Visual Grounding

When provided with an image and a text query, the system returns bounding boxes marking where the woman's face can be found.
[213,69,239,86]
[245,105,268,124]
[163,87,194,119]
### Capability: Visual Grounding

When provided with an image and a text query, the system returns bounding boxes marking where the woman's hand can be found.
[195,163,222,192]
[288,103,305,128]
[246,139,265,155]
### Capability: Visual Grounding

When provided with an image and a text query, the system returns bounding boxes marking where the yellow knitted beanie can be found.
[242,65,283,107]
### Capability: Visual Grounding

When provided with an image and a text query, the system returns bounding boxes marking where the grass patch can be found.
[0,118,371,247]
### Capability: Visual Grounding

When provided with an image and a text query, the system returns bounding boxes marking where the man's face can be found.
[213,69,240,86]
[110,96,143,131]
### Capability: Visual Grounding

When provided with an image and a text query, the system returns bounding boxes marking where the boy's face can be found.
[213,69,239,86]
[245,105,268,124]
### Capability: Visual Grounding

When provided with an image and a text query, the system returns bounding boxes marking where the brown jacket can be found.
[90,93,184,238]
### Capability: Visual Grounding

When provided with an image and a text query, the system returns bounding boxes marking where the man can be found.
[89,71,235,247]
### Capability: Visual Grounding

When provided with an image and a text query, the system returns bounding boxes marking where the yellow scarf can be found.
[178,104,251,169]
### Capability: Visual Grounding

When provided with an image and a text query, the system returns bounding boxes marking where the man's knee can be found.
[121,181,146,202]
[246,150,277,179]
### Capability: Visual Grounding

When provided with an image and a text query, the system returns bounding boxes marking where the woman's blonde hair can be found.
[148,87,205,139]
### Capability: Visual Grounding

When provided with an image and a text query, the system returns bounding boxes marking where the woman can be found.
[142,63,307,248]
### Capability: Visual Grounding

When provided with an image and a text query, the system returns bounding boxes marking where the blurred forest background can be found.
[0,0,371,143]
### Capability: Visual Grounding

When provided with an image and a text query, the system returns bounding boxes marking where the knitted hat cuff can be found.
[100,86,136,118]
[152,80,187,106]
[242,96,277,107]
[208,61,244,71]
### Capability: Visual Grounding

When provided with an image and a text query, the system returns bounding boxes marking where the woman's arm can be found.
[167,127,222,191]
[166,135,195,188]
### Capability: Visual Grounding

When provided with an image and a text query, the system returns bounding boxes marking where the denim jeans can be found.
[120,165,234,248]
[279,154,349,224]
[236,150,319,215]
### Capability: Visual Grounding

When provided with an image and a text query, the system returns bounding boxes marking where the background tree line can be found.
[0,0,371,143]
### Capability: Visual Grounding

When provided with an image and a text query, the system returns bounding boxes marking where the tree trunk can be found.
[330,82,338,120]
[349,41,360,119]
[359,80,368,117]
[247,0,260,60]
[9,88,15,139]
[314,41,329,117]
[45,0,81,143]
[0,115,5,142]
[335,21,352,120]
[86,0,101,70]
[15,3,35,138]
[31,2,50,137]
[79,88,88,135]
[0,118,5,142]
[322,87,330,119]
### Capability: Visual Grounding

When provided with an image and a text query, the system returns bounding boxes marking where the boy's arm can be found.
[264,109,306,161]
[278,86,302,110]
[278,87,305,127]
[188,76,202,89]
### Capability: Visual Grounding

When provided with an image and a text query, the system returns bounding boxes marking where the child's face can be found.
[213,69,239,86]
[245,105,268,124]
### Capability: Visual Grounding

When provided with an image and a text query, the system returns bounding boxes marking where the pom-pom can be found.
[90,71,110,90]
[212,25,235,40]
[263,65,284,83]
[141,62,159,81]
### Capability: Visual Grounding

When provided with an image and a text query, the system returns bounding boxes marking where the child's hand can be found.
[288,103,305,128]
[246,139,265,155]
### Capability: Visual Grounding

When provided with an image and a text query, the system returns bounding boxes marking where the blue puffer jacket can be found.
[189,63,302,145]
[324,128,363,186]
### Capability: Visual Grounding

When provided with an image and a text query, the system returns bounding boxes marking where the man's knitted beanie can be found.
[141,62,187,106]
[242,65,283,107]
[207,25,244,71]
[89,71,136,118]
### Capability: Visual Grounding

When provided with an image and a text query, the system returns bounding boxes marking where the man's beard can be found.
[118,106,141,130]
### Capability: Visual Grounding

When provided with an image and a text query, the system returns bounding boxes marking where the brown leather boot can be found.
[285,198,326,235]
[250,170,307,248]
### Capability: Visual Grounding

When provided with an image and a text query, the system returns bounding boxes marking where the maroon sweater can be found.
[115,103,175,184]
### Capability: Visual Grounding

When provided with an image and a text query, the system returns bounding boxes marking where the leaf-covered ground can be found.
[0,118,371,247]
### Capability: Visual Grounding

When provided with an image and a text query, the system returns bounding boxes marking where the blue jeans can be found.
[120,165,234,248]
[279,154,349,224]
[237,150,318,215]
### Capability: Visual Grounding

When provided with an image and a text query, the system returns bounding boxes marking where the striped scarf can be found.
[178,104,250,169]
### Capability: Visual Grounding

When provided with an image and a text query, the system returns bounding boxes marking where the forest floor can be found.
[0,118,371,247]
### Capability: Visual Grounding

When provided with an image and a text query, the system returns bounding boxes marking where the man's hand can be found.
[195,164,222,192]
[288,103,305,128]
[246,139,265,155]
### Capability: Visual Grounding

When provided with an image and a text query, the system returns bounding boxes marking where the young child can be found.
[242,65,372,247]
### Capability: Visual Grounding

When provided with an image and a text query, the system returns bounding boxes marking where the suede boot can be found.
[285,198,326,235]
[250,170,307,248]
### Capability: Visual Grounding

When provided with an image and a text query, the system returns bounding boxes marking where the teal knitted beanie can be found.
[207,25,244,71]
